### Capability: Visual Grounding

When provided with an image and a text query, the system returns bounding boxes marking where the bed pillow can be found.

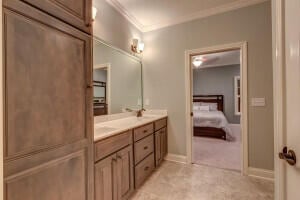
[199,105,210,112]
[193,102,202,111]
[200,102,218,111]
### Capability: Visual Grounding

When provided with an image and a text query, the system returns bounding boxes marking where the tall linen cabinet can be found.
[2,0,94,200]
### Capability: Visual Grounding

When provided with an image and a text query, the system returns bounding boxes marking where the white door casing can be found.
[184,42,248,175]
[273,0,300,199]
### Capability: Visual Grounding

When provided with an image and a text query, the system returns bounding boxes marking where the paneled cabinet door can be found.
[95,155,118,200]
[161,128,168,159]
[3,4,93,200]
[4,0,92,33]
[155,132,162,166]
[155,128,167,167]
[116,145,134,200]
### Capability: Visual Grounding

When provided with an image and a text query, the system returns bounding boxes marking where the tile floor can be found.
[130,161,274,200]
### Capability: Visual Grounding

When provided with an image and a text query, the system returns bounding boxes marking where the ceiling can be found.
[105,0,268,32]
[192,50,240,69]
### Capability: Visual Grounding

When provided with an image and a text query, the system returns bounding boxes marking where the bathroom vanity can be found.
[94,113,168,200]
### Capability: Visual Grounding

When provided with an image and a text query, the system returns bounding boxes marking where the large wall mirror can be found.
[93,38,143,116]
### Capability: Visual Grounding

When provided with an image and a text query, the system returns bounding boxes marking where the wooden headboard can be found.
[193,95,224,112]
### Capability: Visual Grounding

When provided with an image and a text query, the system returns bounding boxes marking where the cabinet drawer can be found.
[154,118,167,131]
[134,134,154,164]
[135,153,155,188]
[95,131,132,162]
[134,123,154,141]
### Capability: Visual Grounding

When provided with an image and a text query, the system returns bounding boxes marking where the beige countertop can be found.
[94,111,167,142]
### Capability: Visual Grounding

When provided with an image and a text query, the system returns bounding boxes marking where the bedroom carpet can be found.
[192,124,241,171]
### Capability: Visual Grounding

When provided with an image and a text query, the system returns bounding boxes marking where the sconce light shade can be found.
[92,6,98,21]
[131,38,144,54]
[138,42,145,53]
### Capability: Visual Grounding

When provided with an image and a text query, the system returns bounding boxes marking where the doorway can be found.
[93,63,111,115]
[185,42,248,174]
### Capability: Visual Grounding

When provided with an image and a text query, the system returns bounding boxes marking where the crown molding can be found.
[106,0,269,33]
[105,0,144,31]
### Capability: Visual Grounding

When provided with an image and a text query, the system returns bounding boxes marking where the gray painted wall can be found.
[94,68,107,82]
[143,2,274,170]
[193,65,240,124]
[93,0,143,53]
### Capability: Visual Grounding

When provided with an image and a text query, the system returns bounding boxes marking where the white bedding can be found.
[193,110,233,140]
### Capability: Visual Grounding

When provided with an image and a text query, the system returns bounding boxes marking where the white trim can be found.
[272,1,285,200]
[105,0,144,31]
[106,0,268,32]
[234,76,241,115]
[185,42,248,175]
[94,63,111,115]
[248,167,274,181]
[164,154,187,164]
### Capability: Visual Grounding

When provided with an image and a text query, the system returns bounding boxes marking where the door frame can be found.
[0,0,3,197]
[272,1,285,200]
[184,41,248,175]
[94,63,111,114]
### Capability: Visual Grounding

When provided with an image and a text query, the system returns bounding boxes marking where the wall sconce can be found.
[131,39,145,54]
[92,6,98,21]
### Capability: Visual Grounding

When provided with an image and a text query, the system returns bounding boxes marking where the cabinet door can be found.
[95,155,118,200]
[4,0,92,33]
[116,145,134,200]
[3,4,93,200]
[155,132,162,166]
[161,128,168,159]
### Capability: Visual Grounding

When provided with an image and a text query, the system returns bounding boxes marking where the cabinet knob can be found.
[143,130,148,133]
[144,146,148,150]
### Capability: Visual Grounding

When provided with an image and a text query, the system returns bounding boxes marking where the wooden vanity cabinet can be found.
[95,154,118,200]
[94,132,134,200]
[94,117,168,198]
[154,119,168,167]
[4,0,92,33]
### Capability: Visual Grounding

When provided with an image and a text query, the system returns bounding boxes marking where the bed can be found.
[193,95,231,140]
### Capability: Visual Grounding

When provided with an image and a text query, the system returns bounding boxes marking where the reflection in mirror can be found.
[93,38,143,116]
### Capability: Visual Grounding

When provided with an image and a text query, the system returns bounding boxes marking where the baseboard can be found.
[164,153,187,164]
[248,167,274,181]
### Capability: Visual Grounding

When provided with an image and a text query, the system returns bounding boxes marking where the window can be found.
[234,76,241,115]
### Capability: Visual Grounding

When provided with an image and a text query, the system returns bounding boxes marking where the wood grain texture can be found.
[94,131,132,162]
[95,154,117,200]
[133,123,154,142]
[134,153,155,188]
[154,118,167,131]
[4,0,92,33]
[116,145,134,200]
[134,135,154,165]
[3,2,93,200]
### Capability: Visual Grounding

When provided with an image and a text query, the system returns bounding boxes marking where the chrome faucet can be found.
[125,108,145,117]
[136,109,146,117]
